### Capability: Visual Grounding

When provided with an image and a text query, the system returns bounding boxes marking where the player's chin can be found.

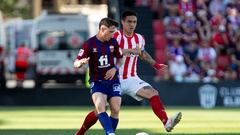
[129,28,134,32]
[106,37,111,41]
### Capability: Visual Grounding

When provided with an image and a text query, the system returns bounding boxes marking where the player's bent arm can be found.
[121,47,141,55]
[121,49,134,55]
[74,59,83,68]
[141,50,156,66]
[140,51,168,70]
[74,57,90,68]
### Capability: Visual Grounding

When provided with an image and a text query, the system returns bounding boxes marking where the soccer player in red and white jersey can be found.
[75,10,182,135]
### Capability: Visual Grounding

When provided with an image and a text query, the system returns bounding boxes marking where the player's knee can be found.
[148,89,158,95]
[95,102,106,113]
[152,89,159,96]
[110,107,120,117]
[146,89,158,99]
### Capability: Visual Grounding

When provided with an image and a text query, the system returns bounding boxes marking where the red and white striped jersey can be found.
[113,30,145,79]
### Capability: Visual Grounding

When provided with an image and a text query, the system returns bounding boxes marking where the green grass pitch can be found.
[0,106,239,135]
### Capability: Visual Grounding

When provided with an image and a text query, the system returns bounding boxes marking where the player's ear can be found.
[100,25,107,32]
[99,25,103,32]
[121,19,124,26]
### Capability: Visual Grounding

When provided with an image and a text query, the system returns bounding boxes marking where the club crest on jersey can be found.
[92,48,97,52]
[110,45,114,52]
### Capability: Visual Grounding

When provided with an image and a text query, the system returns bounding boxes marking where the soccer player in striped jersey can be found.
[74,18,123,135]
[75,10,182,135]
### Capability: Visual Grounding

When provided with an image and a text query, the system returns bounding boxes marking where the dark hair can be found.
[121,10,137,20]
[99,18,119,29]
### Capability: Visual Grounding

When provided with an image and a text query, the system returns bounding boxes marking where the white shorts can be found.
[120,76,151,101]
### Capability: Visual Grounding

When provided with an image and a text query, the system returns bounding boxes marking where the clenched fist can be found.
[74,57,90,68]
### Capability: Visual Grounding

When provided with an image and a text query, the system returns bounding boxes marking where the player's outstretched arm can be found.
[140,51,168,72]
[74,57,90,68]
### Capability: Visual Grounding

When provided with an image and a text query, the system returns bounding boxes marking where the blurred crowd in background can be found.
[134,0,240,82]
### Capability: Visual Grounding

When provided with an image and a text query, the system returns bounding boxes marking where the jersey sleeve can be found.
[76,41,90,60]
[141,35,146,52]
[112,38,123,59]
[113,31,121,45]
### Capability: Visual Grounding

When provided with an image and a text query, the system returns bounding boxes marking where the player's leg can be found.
[121,77,168,124]
[75,110,98,135]
[92,92,114,135]
[109,96,121,131]
[123,77,181,131]
[136,87,168,125]
[137,86,182,132]
[122,77,181,132]
[108,80,121,131]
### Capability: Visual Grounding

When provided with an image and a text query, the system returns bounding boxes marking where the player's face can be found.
[102,25,117,41]
[122,15,137,35]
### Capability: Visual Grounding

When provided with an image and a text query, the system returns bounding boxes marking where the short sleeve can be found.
[76,41,90,60]
[113,31,121,44]
[112,38,123,59]
[141,35,146,51]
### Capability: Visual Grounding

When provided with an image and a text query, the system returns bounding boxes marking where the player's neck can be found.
[96,34,105,42]
[123,30,133,37]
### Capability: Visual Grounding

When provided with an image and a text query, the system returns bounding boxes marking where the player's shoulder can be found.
[86,36,96,43]
[113,30,122,38]
[134,32,145,40]
[110,37,118,45]
[83,36,96,47]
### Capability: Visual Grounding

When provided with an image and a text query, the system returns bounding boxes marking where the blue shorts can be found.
[90,79,121,100]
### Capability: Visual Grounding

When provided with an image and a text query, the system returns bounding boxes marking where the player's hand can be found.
[153,63,168,72]
[74,57,90,68]
[132,46,141,55]
[104,68,117,80]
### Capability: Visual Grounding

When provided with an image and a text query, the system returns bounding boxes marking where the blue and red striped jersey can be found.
[76,36,123,82]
